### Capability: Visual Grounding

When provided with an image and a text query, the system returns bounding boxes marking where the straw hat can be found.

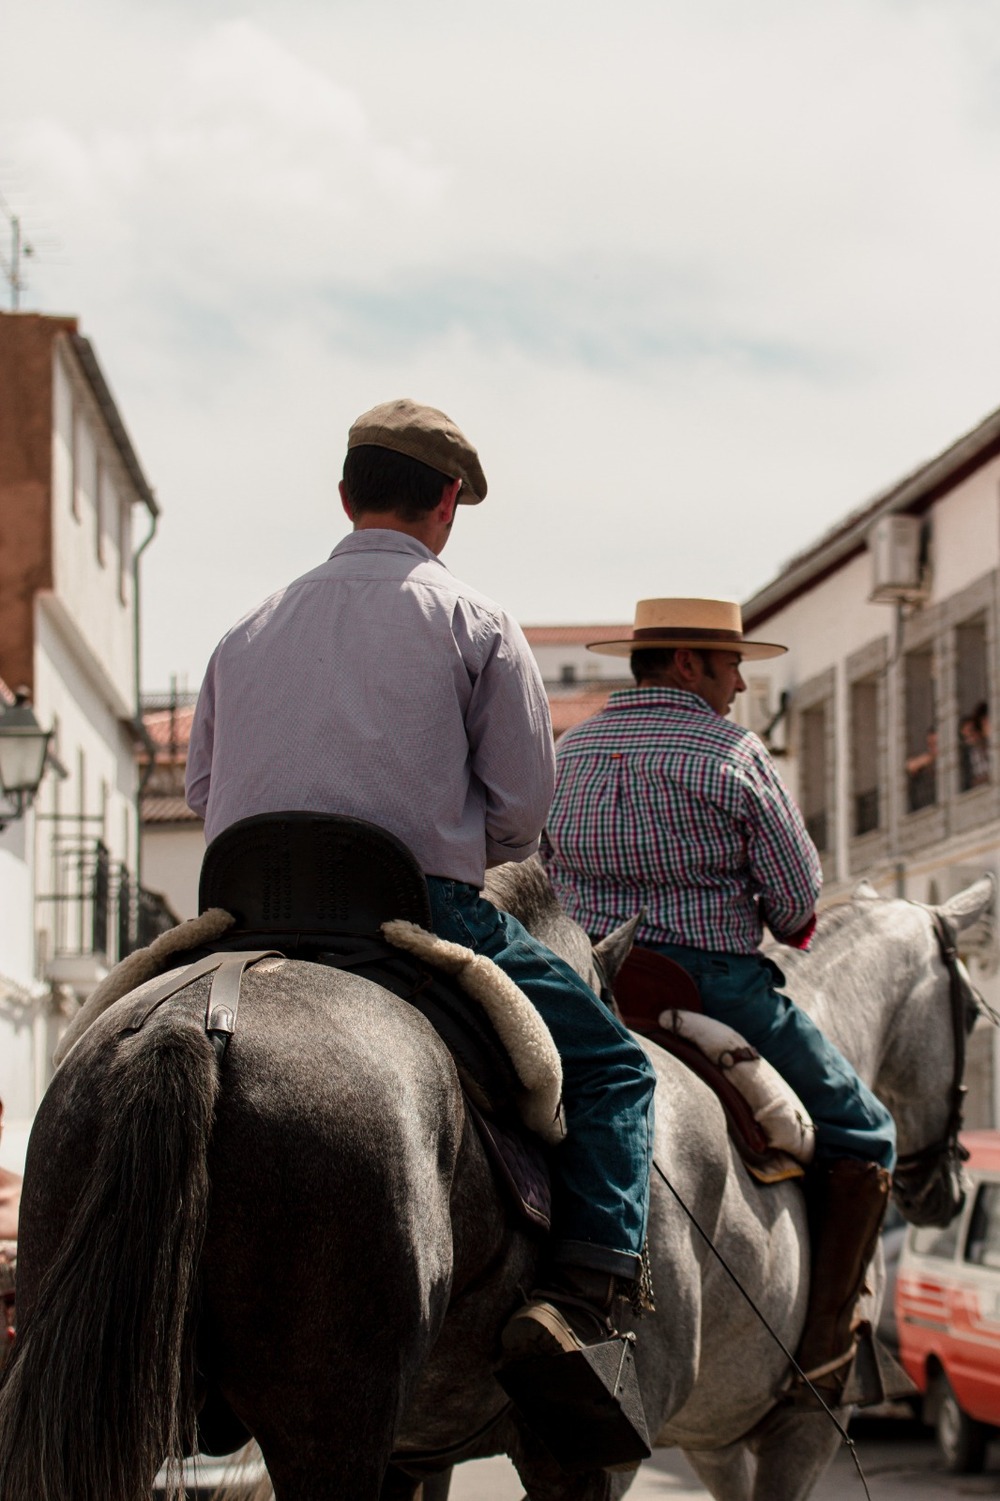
[587,598,786,661]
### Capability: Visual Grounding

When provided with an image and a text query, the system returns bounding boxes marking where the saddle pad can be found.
[615,947,811,1182]
[466,1102,551,1233]
[382,921,565,1144]
[660,1009,816,1166]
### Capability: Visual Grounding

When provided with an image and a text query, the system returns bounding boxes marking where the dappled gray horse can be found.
[623,873,990,1501]
[0,864,990,1501]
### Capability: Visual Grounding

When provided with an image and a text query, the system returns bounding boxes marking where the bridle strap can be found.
[893,908,969,1181]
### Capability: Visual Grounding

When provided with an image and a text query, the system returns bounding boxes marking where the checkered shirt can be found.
[541,687,822,955]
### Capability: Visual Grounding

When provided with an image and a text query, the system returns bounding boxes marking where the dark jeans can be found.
[427,878,656,1278]
[651,941,896,1170]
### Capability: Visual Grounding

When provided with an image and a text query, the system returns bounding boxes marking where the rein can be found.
[892,909,971,1204]
[651,1157,872,1500]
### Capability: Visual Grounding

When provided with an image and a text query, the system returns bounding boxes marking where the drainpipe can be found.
[132,502,159,892]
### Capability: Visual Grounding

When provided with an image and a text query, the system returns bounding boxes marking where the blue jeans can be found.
[427,878,656,1279]
[652,942,896,1171]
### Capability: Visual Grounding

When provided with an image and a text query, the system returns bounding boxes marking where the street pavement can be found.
[447,1418,1000,1499]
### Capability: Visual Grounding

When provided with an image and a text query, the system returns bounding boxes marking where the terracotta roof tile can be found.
[142,795,202,825]
[144,705,196,752]
[548,687,617,736]
[523,625,630,646]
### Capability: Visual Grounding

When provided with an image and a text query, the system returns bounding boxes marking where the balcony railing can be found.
[36,828,178,970]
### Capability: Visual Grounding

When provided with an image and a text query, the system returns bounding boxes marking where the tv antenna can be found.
[0,189,35,310]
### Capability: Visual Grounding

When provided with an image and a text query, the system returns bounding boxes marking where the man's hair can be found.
[342,445,452,521]
[630,646,713,686]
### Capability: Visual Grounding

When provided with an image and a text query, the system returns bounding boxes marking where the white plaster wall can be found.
[51,349,136,718]
[142,824,205,922]
[528,642,629,683]
[0,814,43,1178]
[0,818,34,988]
[928,458,1000,605]
[0,817,40,1175]
[33,602,138,871]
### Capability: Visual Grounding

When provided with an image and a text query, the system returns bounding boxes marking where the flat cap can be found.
[347,398,487,505]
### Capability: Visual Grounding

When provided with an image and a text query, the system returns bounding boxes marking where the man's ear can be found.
[438,477,462,524]
[673,648,699,684]
[338,479,354,522]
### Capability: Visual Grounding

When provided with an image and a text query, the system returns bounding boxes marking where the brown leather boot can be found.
[791,1158,891,1406]
[500,1265,619,1361]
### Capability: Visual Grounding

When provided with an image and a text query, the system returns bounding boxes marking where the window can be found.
[560,664,577,685]
[850,676,880,835]
[904,646,937,813]
[800,704,828,852]
[956,614,990,793]
[966,1184,1000,1269]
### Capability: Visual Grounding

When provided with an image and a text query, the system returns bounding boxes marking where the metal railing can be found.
[35,828,178,965]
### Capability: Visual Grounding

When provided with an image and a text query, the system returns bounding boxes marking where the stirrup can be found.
[783,1345,856,1411]
[497,1331,651,1472]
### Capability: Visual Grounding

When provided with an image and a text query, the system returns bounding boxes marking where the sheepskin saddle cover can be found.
[615,946,815,1183]
[54,911,565,1151]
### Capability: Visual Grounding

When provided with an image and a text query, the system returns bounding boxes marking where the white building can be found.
[739,406,1000,1126]
[0,312,172,1175]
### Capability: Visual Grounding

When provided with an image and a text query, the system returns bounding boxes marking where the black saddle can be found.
[195,812,550,1232]
[199,811,432,940]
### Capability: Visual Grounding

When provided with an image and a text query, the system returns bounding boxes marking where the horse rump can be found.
[0,1005,219,1501]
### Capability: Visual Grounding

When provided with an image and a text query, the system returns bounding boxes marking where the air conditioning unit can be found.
[868,514,926,604]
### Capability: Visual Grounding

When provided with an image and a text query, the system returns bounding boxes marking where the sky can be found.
[4,0,1000,692]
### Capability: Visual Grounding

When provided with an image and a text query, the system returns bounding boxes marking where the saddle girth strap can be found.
[121,950,284,1060]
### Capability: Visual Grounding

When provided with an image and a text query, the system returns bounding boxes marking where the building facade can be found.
[140,689,202,923]
[740,407,1000,1126]
[523,625,631,737]
[0,312,172,1174]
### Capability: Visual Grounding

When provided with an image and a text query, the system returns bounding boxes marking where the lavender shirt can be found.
[186,531,555,885]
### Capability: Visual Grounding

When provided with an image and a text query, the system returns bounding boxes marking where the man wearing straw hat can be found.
[541,597,897,1407]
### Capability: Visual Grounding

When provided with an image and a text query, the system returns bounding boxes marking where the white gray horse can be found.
[0,863,989,1501]
[571,871,991,1501]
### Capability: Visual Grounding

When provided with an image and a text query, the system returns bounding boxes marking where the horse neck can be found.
[788,900,934,1090]
[792,900,957,1156]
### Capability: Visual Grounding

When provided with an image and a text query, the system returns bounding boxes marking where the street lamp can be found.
[0,690,53,830]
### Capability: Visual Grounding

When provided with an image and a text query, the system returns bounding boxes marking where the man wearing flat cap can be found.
[541,598,897,1407]
[187,401,657,1418]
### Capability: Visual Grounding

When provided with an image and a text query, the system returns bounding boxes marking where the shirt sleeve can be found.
[185,656,217,819]
[462,613,556,866]
[740,743,822,942]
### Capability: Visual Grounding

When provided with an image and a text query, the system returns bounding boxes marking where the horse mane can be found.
[484,856,563,931]
[812,898,863,938]
[484,857,597,980]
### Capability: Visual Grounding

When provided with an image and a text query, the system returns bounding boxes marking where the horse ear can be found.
[939,873,996,933]
[593,912,642,986]
[853,880,880,900]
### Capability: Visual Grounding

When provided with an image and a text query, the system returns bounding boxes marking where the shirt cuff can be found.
[485,833,540,866]
[778,913,817,950]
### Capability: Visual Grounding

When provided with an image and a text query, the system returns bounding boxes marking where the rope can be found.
[652,1158,873,1500]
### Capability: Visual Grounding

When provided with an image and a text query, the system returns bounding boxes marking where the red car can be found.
[896,1129,1000,1472]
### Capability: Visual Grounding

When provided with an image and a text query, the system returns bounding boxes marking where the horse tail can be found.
[0,1009,219,1501]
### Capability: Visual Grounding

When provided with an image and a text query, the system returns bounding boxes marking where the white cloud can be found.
[4,0,1000,685]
